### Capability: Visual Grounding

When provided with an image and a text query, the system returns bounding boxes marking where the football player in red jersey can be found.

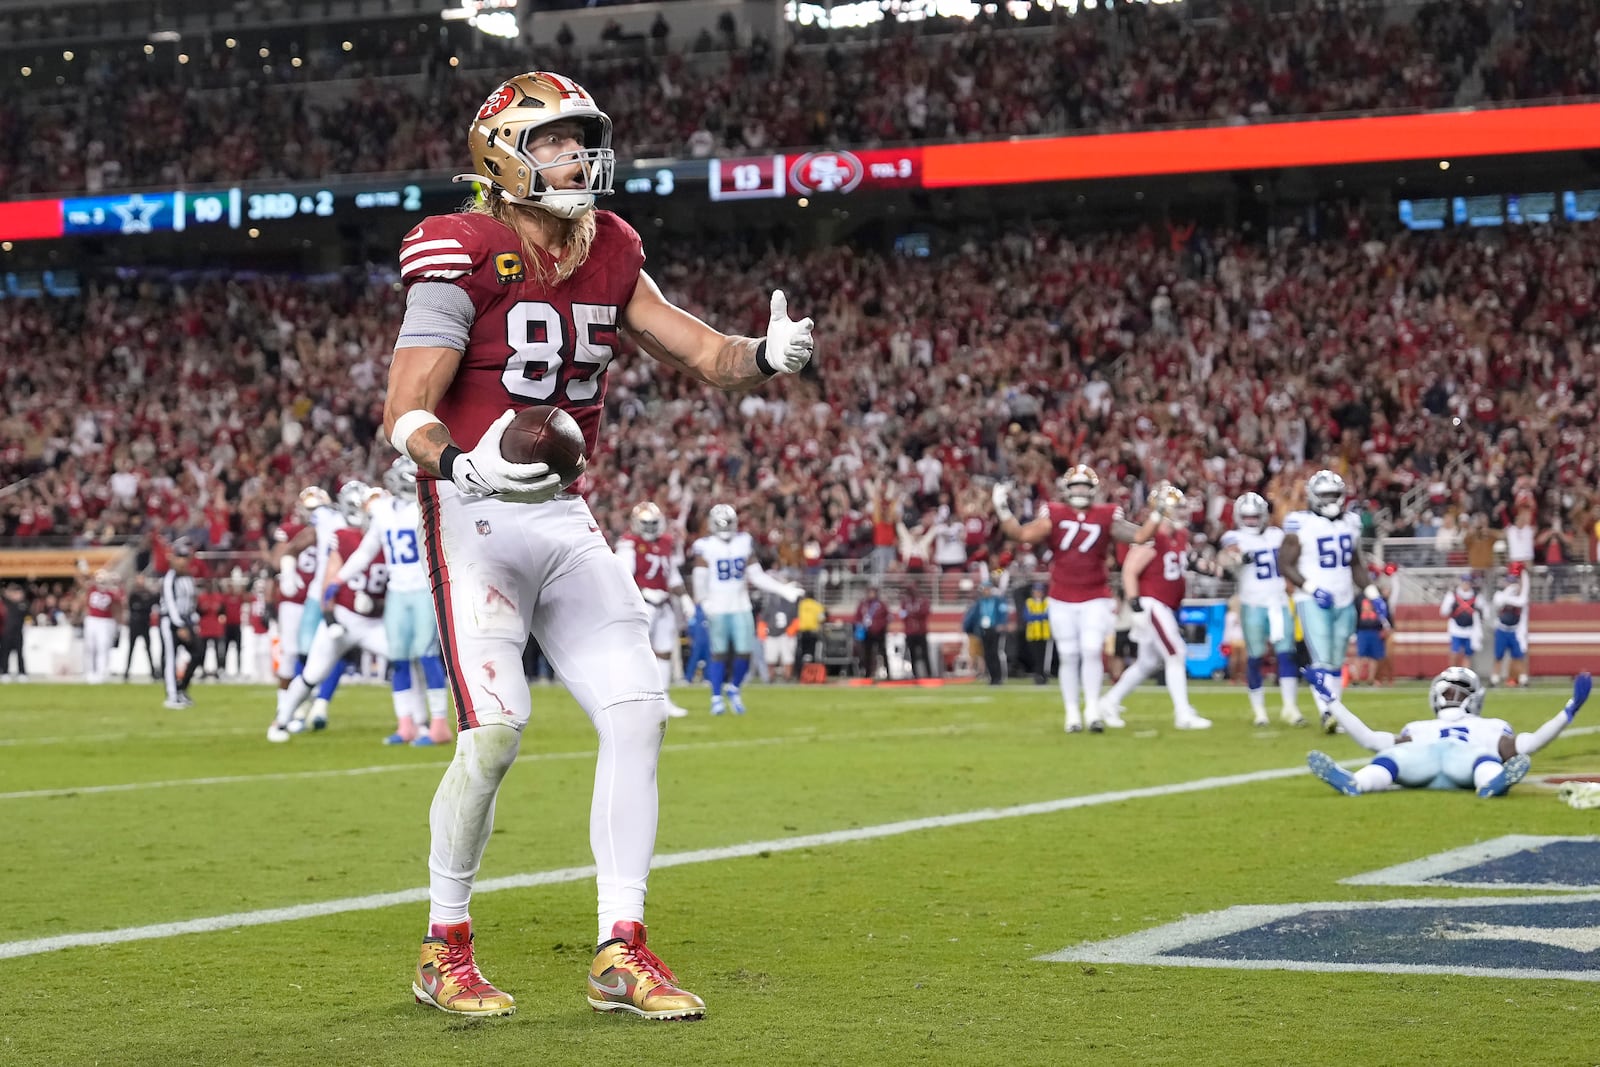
[1101,485,1215,730]
[616,502,692,719]
[993,465,1152,733]
[81,569,124,685]
[384,71,815,1021]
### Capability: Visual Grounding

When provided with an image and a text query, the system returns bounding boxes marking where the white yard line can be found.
[0,723,993,802]
[0,726,264,747]
[0,762,1306,960]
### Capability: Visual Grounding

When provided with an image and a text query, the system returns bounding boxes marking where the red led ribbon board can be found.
[921,103,1600,187]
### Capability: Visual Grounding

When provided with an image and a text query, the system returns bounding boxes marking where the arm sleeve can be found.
[335,528,383,584]
[745,560,791,597]
[1439,594,1453,618]
[692,565,709,604]
[395,282,475,351]
[1326,698,1395,752]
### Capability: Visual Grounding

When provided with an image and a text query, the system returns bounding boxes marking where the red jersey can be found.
[197,592,226,639]
[332,526,387,617]
[398,210,644,463]
[222,592,243,627]
[274,522,319,606]
[622,533,676,593]
[1045,501,1123,603]
[85,584,121,620]
[249,594,271,634]
[1138,525,1189,611]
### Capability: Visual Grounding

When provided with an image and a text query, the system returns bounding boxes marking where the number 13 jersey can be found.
[1046,501,1123,603]
[398,209,645,465]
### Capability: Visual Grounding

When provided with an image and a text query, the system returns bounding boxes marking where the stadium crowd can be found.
[5,215,1600,606]
[0,1,1500,194]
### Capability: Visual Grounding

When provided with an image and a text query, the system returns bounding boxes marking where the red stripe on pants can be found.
[418,480,480,731]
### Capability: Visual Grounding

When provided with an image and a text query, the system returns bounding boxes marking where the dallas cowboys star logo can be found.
[111,194,162,234]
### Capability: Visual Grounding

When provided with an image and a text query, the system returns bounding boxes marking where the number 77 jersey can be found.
[397,209,645,463]
[1283,509,1363,608]
[1046,501,1123,603]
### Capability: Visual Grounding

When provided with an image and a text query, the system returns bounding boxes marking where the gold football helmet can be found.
[630,502,665,542]
[456,71,615,219]
[1151,483,1190,523]
[1057,464,1100,509]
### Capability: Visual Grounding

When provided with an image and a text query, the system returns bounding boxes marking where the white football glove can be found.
[779,582,805,602]
[451,409,563,503]
[760,290,815,375]
[277,555,304,598]
[991,483,1014,521]
[353,591,376,616]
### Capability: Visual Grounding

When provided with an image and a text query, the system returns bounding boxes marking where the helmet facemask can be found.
[631,502,665,542]
[1430,667,1485,720]
[458,73,616,220]
[709,504,738,541]
[1235,492,1267,532]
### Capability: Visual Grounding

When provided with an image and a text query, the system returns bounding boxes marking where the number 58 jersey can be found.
[1283,510,1362,608]
[1046,501,1123,603]
[397,210,646,465]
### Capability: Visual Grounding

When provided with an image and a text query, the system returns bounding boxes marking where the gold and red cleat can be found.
[413,921,516,1017]
[587,921,706,1020]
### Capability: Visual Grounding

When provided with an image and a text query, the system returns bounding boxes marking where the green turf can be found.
[2,678,1597,1065]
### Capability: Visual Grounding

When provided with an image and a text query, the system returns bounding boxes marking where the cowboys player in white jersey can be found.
[1279,470,1365,732]
[1307,666,1590,798]
[1218,492,1304,727]
[335,459,454,745]
[689,504,803,715]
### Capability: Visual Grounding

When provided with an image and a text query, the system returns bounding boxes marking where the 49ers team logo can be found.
[788,151,865,195]
[477,85,516,121]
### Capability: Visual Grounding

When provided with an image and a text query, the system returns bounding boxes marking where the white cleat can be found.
[1099,707,1127,729]
[1252,713,1271,728]
[665,703,689,719]
[267,725,291,743]
[286,717,306,735]
[1175,713,1213,730]
[710,696,726,717]
[1280,707,1306,728]
[1064,712,1085,734]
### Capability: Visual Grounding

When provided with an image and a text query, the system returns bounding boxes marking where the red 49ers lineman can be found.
[994,465,1151,733]
[1102,484,1216,730]
[384,71,815,1021]
[82,569,124,685]
[616,502,692,719]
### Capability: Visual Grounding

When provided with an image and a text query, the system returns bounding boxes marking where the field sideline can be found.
[3,679,1597,1065]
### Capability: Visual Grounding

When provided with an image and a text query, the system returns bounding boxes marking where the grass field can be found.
[3,677,1598,1066]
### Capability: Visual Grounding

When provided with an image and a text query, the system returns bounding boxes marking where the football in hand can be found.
[499,405,587,488]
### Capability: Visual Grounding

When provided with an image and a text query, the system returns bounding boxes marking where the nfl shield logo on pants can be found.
[475,519,492,536]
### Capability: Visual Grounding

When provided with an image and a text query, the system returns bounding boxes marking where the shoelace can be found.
[441,940,498,996]
[621,939,677,987]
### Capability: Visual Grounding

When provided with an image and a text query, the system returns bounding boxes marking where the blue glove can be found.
[321,583,341,626]
[1311,588,1335,610]
[1302,666,1334,705]
[1565,671,1592,722]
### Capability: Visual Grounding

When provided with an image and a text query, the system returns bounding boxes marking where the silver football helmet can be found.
[337,481,372,528]
[1430,666,1486,721]
[631,501,665,541]
[384,456,418,499]
[1234,492,1268,532]
[709,503,738,541]
[1058,464,1100,510]
[1307,470,1347,519]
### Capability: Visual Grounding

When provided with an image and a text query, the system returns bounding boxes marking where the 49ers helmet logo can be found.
[788,151,865,195]
[477,85,516,120]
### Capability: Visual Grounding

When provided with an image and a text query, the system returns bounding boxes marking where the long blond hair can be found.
[464,193,595,285]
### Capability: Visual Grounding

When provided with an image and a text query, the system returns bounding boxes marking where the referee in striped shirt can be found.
[160,541,200,709]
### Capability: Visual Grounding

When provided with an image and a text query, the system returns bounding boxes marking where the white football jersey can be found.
[366,496,429,593]
[694,532,755,614]
[1400,715,1513,753]
[1283,510,1361,608]
[1221,526,1288,608]
[307,505,347,601]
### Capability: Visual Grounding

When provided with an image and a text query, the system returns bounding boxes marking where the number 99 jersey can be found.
[1046,502,1123,603]
[693,532,755,615]
[398,209,645,464]
[1283,510,1362,608]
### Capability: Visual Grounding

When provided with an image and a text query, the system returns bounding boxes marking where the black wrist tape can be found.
[440,445,462,480]
[755,339,777,376]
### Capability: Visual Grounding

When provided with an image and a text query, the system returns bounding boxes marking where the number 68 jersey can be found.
[1283,509,1363,608]
[398,209,646,464]
[1046,501,1123,603]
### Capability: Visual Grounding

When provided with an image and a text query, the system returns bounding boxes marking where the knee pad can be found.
[1276,651,1298,680]
[1246,657,1264,690]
